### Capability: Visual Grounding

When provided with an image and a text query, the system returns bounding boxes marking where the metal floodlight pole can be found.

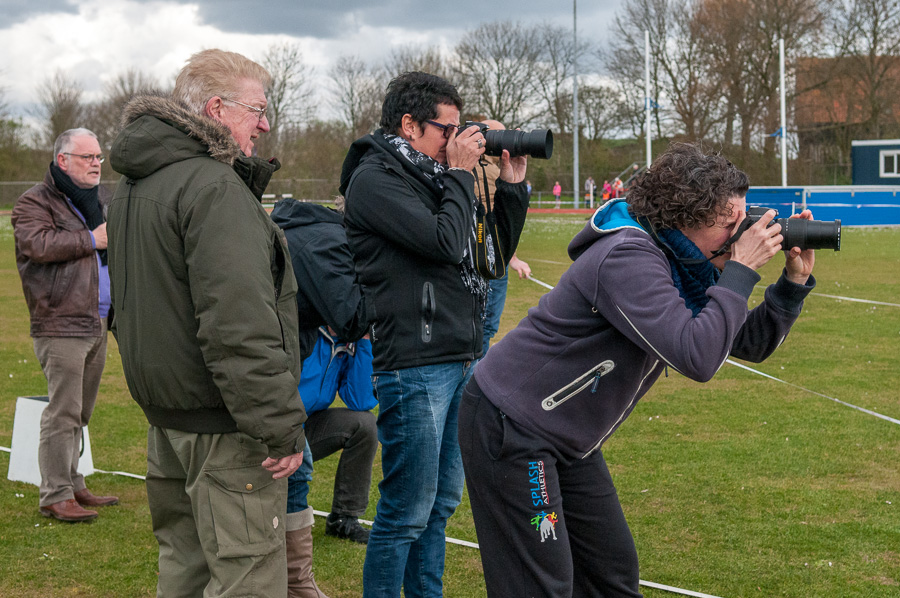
[645,30,651,168]
[780,38,787,187]
[573,0,580,209]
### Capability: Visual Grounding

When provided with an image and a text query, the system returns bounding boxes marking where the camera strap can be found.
[472,160,507,280]
[709,218,753,259]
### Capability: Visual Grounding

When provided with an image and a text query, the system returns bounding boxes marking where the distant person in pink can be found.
[552,181,562,208]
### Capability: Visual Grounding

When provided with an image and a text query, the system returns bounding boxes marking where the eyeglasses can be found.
[63,153,105,164]
[426,120,459,140]
[223,98,267,123]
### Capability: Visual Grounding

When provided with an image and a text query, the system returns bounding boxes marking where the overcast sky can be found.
[0,0,624,121]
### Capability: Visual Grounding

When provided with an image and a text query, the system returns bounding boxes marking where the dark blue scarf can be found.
[656,228,720,316]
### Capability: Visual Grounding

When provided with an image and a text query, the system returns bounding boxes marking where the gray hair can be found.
[53,128,98,164]
[173,49,272,115]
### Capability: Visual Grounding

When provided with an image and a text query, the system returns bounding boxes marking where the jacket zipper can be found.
[582,360,659,458]
[541,360,615,411]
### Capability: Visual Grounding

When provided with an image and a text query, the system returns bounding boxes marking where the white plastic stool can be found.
[7,396,94,486]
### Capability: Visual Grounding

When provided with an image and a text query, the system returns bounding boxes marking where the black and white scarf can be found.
[383,133,489,310]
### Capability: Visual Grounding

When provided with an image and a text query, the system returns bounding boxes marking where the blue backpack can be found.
[297,327,376,414]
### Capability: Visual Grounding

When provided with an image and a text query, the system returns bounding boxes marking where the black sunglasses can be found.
[426,120,459,139]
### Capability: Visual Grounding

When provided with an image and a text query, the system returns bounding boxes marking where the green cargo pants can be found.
[146,426,288,598]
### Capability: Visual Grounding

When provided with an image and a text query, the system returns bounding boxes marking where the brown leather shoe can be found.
[74,488,119,507]
[39,499,98,522]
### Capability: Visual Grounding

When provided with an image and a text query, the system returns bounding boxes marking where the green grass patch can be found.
[1,215,899,597]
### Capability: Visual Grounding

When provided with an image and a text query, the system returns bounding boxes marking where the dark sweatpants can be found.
[458,379,643,598]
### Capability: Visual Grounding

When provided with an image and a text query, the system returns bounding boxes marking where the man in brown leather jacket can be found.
[12,128,119,522]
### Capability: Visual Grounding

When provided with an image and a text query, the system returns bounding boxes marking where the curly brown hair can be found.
[627,143,749,231]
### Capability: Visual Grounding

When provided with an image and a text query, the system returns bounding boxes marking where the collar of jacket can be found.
[339,129,442,199]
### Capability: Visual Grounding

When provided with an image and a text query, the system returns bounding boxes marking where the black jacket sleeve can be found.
[491,178,530,265]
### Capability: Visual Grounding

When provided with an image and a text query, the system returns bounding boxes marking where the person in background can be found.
[613,176,624,198]
[12,127,119,523]
[107,49,306,598]
[553,180,562,208]
[271,194,373,597]
[602,179,612,202]
[340,71,529,597]
[295,327,378,546]
[459,143,816,597]
[475,120,532,356]
[584,175,596,208]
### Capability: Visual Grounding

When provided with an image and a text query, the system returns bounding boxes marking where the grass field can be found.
[1,213,898,597]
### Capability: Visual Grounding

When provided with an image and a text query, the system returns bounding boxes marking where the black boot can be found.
[324,512,370,544]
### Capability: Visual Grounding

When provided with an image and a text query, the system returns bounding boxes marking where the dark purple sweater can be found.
[473,221,815,459]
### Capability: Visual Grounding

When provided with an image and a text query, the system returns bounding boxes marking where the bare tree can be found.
[259,42,316,157]
[83,68,161,149]
[606,0,674,139]
[832,0,900,138]
[382,45,451,82]
[530,25,591,133]
[36,71,84,150]
[579,84,624,141]
[329,55,383,139]
[451,21,542,127]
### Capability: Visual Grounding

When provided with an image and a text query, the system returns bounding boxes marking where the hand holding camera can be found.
[783,210,816,285]
[446,125,485,171]
[729,208,785,271]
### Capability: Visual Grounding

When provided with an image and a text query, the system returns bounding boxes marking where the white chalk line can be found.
[808,292,900,308]
[0,452,722,597]
[725,360,900,426]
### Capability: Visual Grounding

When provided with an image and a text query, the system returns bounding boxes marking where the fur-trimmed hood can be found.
[111,94,244,180]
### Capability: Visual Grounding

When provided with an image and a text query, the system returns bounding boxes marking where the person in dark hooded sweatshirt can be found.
[339,71,529,597]
[459,143,817,598]
[270,197,376,595]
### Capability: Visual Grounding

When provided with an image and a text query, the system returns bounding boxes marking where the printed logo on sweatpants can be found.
[528,461,549,507]
[527,461,556,541]
[531,511,558,542]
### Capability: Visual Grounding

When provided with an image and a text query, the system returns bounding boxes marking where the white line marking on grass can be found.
[753,285,900,308]
[808,292,900,308]
[527,276,556,290]
[726,360,900,426]
[528,258,569,265]
[0,449,726,597]
[92,468,148,480]
[639,580,725,598]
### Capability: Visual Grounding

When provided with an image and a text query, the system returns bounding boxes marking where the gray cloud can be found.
[1,0,616,40]
[135,0,613,39]
[0,0,77,24]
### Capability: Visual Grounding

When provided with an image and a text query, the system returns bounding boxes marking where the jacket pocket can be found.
[205,466,285,558]
[541,360,615,411]
[420,281,435,343]
[47,265,72,309]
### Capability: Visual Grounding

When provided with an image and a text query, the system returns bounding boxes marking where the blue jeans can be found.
[362,361,474,598]
[482,272,509,356]
[286,438,314,514]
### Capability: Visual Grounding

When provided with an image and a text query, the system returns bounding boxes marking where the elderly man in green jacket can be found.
[106,49,306,598]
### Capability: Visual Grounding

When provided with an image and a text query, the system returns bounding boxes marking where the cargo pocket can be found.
[205,465,285,558]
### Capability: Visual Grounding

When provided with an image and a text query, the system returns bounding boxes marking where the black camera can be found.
[459,121,554,159]
[742,206,841,251]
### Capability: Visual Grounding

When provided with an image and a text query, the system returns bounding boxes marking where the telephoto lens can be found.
[779,217,841,251]
[483,128,554,159]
